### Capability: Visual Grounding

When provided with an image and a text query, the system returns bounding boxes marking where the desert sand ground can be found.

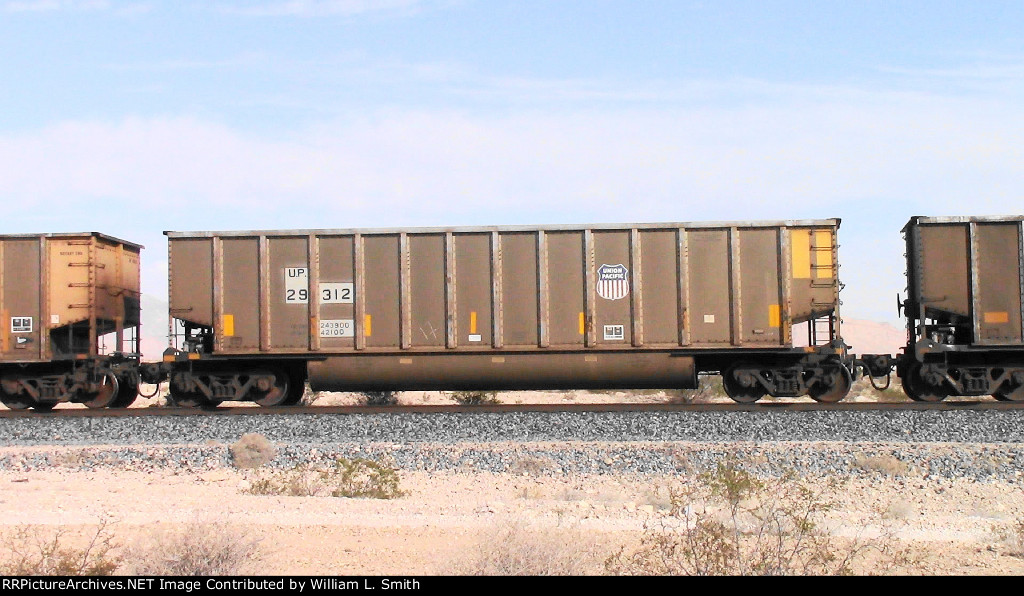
[1,385,1023,576]
[0,459,1023,575]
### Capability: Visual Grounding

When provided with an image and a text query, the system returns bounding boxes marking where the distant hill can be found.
[840,319,906,356]
[140,294,169,359]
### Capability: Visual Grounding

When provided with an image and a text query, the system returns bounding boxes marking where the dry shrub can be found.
[871,382,909,403]
[245,458,405,499]
[245,464,321,497]
[127,520,261,576]
[509,455,553,477]
[850,375,909,402]
[853,453,910,477]
[0,520,120,575]
[606,457,916,576]
[362,391,399,406]
[245,477,283,496]
[994,519,1024,557]
[448,390,500,405]
[300,385,321,406]
[447,521,604,575]
[230,433,277,469]
[329,457,405,499]
[666,376,728,404]
[882,501,915,520]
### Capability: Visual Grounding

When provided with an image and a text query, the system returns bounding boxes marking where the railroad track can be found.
[1,399,1022,419]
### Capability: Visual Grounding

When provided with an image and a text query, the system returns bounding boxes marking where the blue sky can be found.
[2,0,1023,333]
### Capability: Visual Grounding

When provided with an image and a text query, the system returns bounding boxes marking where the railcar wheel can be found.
[110,374,140,408]
[0,385,33,410]
[281,379,306,406]
[255,370,292,407]
[902,363,948,403]
[722,363,767,404]
[82,374,119,409]
[994,384,1024,402]
[808,366,853,403]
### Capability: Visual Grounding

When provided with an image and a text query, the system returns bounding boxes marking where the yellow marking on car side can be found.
[984,311,1009,324]
[791,230,811,279]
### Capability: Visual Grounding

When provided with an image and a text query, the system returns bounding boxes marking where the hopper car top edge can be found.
[0,231,144,250]
[163,217,841,238]
[903,215,1024,231]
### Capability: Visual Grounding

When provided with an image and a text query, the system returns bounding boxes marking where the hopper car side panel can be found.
[164,219,849,405]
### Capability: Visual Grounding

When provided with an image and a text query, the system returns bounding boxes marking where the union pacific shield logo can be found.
[597,264,630,300]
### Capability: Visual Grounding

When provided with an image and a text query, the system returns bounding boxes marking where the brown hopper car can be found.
[0,233,142,411]
[162,220,850,406]
[885,216,1024,401]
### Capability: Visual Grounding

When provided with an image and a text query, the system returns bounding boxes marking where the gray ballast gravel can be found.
[1,408,1023,480]
[3,409,1024,446]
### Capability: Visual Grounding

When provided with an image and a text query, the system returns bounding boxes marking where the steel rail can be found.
[0,399,1020,419]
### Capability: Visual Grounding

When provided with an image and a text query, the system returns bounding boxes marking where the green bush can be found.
[328,457,406,499]
[244,458,405,500]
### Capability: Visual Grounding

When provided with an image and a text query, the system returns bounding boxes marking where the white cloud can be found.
[215,0,444,17]
[2,91,1022,221]
[3,0,152,14]
[2,84,1022,325]
[4,0,109,11]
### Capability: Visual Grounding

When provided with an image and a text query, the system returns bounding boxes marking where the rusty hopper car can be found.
[893,215,1024,402]
[0,233,142,411]
[162,220,848,406]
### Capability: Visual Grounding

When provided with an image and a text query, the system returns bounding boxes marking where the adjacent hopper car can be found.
[0,215,1021,411]
[874,216,1024,402]
[0,233,142,411]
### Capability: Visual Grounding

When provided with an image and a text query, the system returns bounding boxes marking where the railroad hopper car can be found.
[158,220,850,406]
[0,233,142,411]
[871,216,1024,402]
